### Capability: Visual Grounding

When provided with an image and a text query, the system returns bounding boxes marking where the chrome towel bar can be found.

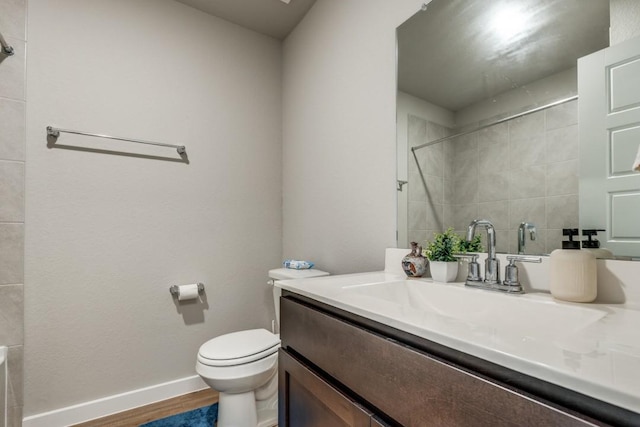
[46,126,186,155]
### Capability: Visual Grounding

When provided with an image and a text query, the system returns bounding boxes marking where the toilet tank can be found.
[268,268,329,332]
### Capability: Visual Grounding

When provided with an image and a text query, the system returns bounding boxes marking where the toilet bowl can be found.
[196,329,280,427]
[196,268,329,427]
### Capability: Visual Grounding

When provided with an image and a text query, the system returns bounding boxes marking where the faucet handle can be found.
[503,256,542,292]
[506,255,542,265]
[453,253,482,283]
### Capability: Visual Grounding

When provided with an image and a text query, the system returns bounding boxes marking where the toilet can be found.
[196,267,329,427]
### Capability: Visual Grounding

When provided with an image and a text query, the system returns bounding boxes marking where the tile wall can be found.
[407,99,579,255]
[406,114,453,246]
[0,0,26,424]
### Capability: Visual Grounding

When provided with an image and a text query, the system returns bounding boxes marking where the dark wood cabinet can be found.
[278,293,632,427]
[370,418,389,427]
[278,349,378,427]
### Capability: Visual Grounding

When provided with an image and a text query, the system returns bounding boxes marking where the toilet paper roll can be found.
[177,283,200,301]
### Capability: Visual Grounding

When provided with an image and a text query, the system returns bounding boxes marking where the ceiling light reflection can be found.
[491,6,528,41]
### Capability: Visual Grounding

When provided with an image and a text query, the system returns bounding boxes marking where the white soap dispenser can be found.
[550,228,597,302]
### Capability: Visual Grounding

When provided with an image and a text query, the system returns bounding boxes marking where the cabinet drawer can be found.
[280,296,601,427]
[279,349,375,427]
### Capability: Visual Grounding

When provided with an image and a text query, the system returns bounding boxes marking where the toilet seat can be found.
[198,329,280,367]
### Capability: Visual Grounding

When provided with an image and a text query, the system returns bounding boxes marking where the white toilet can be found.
[196,267,329,427]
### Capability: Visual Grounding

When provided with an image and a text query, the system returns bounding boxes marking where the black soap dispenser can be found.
[581,229,613,259]
[562,228,581,249]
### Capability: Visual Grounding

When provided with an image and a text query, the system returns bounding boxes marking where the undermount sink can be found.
[340,280,607,342]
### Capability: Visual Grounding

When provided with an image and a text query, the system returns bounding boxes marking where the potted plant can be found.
[459,234,483,253]
[424,228,462,282]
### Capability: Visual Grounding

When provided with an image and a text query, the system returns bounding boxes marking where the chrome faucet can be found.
[462,219,542,294]
[518,222,536,254]
[466,219,500,285]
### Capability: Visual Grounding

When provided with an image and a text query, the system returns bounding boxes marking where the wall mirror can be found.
[396,0,638,260]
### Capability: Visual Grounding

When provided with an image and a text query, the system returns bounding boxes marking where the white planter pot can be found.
[429,261,459,283]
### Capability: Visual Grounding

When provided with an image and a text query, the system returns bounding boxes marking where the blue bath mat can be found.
[140,403,218,427]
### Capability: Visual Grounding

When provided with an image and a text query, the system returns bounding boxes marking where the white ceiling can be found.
[398,0,610,111]
[175,0,317,40]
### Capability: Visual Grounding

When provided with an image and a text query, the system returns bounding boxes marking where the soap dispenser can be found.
[550,229,597,302]
[581,229,614,259]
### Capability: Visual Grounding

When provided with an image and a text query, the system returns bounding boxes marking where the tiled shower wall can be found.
[407,115,453,246]
[407,100,579,254]
[0,0,26,425]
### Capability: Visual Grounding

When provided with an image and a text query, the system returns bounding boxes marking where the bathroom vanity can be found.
[276,272,640,426]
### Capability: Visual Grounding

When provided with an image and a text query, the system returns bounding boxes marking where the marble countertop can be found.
[276,271,640,415]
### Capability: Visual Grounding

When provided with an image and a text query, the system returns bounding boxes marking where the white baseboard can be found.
[22,375,208,427]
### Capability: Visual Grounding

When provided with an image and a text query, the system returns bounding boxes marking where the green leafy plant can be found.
[424,228,462,262]
[459,234,483,253]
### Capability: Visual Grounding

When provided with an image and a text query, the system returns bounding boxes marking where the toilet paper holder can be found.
[170,283,205,297]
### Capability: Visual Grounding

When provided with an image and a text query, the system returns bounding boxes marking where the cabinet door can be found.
[278,349,373,427]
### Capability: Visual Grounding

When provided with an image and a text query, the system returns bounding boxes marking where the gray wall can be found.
[24,0,282,415]
[0,0,26,424]
[282,0,424,274]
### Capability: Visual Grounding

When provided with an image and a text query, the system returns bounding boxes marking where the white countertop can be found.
[276,271,640,414]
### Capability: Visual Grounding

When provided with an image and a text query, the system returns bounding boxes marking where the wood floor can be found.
[72,389,219,427]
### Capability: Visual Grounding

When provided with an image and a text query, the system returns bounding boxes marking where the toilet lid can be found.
[198,329,280,366]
